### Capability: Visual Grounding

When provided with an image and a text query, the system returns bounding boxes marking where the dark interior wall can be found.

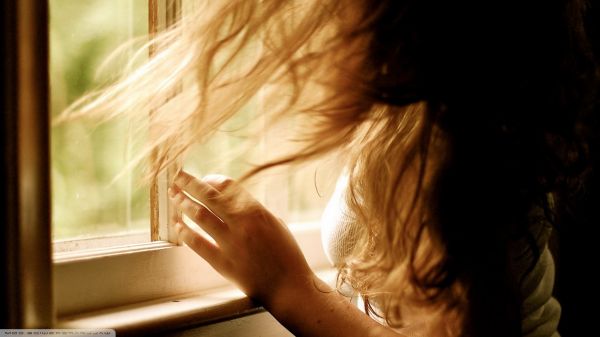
[554,2,600,336]
[1,0,21,328]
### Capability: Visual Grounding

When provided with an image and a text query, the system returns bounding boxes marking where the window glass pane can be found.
[50,0,150,243]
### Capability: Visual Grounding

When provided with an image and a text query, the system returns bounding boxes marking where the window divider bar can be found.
[149,0,182,243]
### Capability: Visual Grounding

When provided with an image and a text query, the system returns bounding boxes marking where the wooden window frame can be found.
[2,0,52,329]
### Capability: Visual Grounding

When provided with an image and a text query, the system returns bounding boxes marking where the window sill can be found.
[54,222,328,316]
[56,269,337,336]
[56,286,259,336]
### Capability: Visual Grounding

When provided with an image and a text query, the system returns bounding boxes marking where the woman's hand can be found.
[169,170,315,307]
[169,170,403,337]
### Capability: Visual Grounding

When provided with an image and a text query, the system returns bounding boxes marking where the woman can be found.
[65,0,598,336]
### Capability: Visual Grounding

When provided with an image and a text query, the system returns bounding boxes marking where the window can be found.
[46,0,335,326]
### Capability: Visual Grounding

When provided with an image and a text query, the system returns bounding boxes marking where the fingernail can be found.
[174,170,191,184]
[168,187,176,198]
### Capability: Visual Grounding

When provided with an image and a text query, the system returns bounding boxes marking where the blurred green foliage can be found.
[50,0,149,240]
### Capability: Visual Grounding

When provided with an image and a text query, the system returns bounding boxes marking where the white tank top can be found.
[320,174,561,337]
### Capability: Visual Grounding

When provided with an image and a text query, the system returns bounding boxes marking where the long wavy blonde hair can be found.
[62,0,597,335]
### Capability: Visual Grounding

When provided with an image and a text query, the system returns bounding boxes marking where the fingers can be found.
[173,171,250,223]
[174,220,223,268]
[169,185,229,242]
[201,174,236,192]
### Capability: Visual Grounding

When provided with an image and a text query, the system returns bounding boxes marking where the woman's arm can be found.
[169,170,401,337]
[267,272,399,337]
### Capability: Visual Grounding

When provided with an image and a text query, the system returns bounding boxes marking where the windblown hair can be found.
[60,1,598,336]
